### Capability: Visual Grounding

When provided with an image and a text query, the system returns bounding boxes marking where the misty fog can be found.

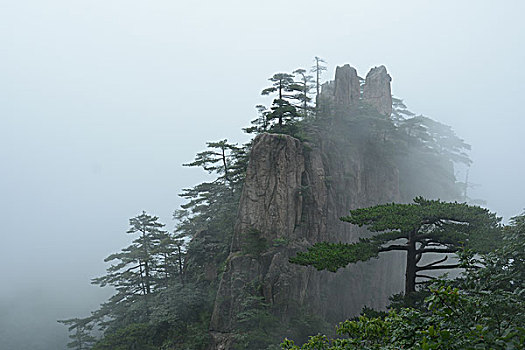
[1,1,524,348]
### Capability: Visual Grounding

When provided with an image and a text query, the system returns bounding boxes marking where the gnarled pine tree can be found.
[290,197,501,295]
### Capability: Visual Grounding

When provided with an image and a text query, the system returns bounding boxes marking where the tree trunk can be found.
[316,59,320,99]
[139,262,147,295]
[178,244,185,287]
[144,260,151,294]
[405,234,417,295]
[221,146,230,183]
[303,82,307,117]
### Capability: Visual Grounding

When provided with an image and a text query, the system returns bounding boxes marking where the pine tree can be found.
[90,211,170,328]
[291,197,501,295]
[311,56,327,101]
[291,68,315,118]
[176,140,249,280]
[183,139,243,186]
[244,105,271,134]
[261,73,300,127]
[57,318,97,350]
[154,230,184,286]
[92,212,166,296]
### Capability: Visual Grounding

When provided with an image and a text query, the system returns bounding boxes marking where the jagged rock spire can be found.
[334,64,360,107]
[362,65,392,117]
[319,63,392,117]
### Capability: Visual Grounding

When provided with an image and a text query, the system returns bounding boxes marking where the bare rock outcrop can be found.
[319,64,393,117]
[231,134,306,249]
[334,64,361,108]
[362,65,392,116]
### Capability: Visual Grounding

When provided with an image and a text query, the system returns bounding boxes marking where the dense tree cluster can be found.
[283,213,525,349]
[245,58,324,135]
[59,139,249,349]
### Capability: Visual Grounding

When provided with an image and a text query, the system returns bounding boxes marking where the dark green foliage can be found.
[91,212,169,297]
[272,237,290,247]
[291,198,501,294]
[244,104,271,134]
[241,229,269,256]
[342,197,499,247]
[290,240,380,272]
[87,211,181,333]
[268,98,301,127]
[285,305,333,346]
[402,116,471,166]
[249,68,315,134]
[147,282,212,349]
[231,280,279,349]
[291,68,315,118]
[234,297,278,349]
[282,216,525,349]
[233,280,331,350]
[387,100,472,201]
[390,99,471,166]
[261,73,295,97]
[390,97,415,122]
[91,323,159,350]
[183,139,246,186]
[58,213,205,349]
[176,139,249,284]
[177,139,247,230]
[387,289,430,310]
[57,318,97,350]
[261,73,300,127]
[149,282,210,330]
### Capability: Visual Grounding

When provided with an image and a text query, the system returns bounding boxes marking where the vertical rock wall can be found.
[210,128,404,348]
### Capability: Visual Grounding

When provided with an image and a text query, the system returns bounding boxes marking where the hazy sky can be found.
[1,1,524,348]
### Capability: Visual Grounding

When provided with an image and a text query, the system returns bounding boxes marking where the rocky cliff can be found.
[209,65,407,349]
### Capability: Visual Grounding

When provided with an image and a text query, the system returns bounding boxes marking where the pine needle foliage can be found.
[291,197,501,294]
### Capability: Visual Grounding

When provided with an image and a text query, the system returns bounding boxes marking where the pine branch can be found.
[417,255,449,270]
[379,244,409,252]
[416,264,460,272]
[417,247,458,254]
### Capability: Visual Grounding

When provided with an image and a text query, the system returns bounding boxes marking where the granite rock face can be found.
[363,65,392,116]
[209,129,404,348]
[231,134,306,249]
[334,64,361,108]
[319,64,392,117]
